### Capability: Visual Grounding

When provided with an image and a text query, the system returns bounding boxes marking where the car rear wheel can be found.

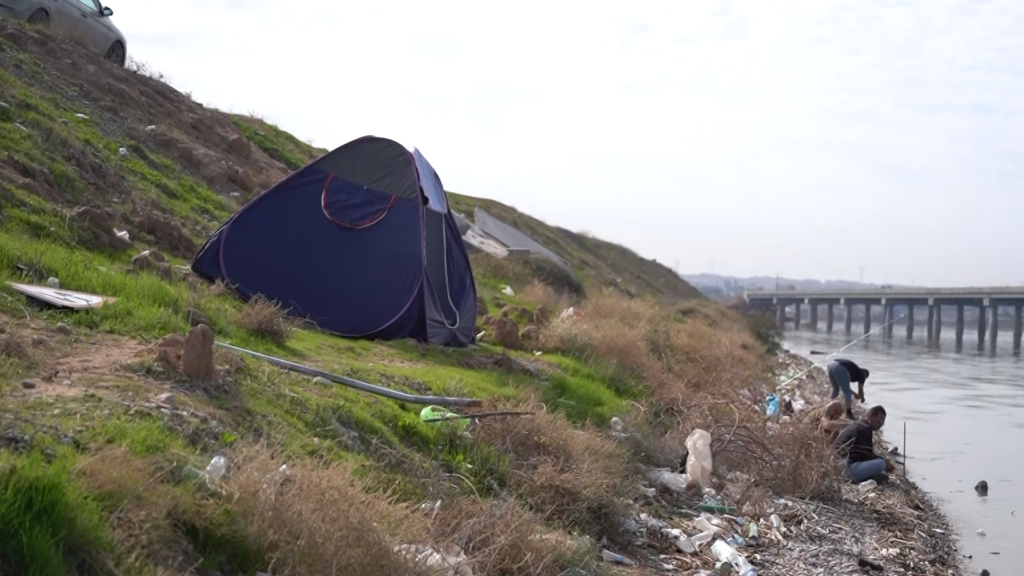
[104,41,126,67]
[27,9,50,26]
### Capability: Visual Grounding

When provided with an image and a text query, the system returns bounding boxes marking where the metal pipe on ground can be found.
[215,341,483,408]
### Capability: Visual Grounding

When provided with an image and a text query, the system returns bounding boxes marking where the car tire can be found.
[27,9,50,26]
[104,41,126,67]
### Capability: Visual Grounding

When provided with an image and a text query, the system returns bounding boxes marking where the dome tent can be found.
[191,135,478,347]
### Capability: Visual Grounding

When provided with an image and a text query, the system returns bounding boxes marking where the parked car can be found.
[0,0,127,66]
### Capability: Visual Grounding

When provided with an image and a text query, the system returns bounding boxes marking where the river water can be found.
[782,328,1022,575]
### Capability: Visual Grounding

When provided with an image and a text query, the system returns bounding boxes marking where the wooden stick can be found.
[903,421,907,478]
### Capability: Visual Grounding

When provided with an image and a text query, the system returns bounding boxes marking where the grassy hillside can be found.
[0,19,789,576]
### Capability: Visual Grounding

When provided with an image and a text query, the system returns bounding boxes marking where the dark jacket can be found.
[833,420,879,463]
[834,358,868,384]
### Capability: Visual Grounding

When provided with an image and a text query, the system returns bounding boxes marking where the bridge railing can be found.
[745,286,1024,297]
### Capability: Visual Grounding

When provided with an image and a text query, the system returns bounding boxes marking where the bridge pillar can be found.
[844,304,853,335]
[794,303,802,330]
[955,305,965,349]
[989,304,999,350]
[863,304,872,334]
[883,304,894,339]
[926,305,935,343]
[776,304,786,327]
[826,303,834,333]
[809,303,819,330]
[1014,305,1022,353]
[977,305,987,348]
[906,304,915,340]
[933,305,943,343]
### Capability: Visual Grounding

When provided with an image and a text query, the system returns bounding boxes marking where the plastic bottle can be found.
[204,455,227,487]
[711,539,756,575]
[859,479,877,493]
[769,514,783,532]
[765,393,780,417]
[746,522,760,539]
[600,549,637,566]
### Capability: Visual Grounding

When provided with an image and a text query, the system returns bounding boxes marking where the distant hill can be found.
[681,273,892,297]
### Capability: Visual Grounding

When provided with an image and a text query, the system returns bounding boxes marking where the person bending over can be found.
[833,405,894,483]
[826,357,870,419]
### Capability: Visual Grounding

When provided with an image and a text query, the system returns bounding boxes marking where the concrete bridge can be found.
[744,286,1024,352]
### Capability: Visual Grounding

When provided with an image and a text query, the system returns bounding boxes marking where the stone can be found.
[30,335,48,347]
[21,380,37,389]
[181,324,216,381]
[233,166,256,191]
[147,249,166,263]
[535,305,551,327]
[55,322,73,335]
[155,392,176,408]
[519,324,540,342]
[492,317,521,350]
[227,134,252,160]
[186,307,210,328]
[975,480,989,496]
[130,252,153,271]
[156,262,176,281]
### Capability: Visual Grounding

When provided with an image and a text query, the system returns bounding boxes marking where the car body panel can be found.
[0,0,126,64]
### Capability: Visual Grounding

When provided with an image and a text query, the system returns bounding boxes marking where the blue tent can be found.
[191,136,478,347]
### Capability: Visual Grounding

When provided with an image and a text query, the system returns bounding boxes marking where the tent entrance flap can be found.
[321,175,397,229]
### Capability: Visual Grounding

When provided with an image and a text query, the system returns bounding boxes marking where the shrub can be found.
[235,294,296,344]
[473,401,635,543]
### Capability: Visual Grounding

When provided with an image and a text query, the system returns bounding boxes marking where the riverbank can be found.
[765,351,965,576]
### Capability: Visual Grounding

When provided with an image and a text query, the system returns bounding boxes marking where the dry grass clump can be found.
[224,446,427,576]
[540,292,770,414]
[77,446,430,576]
[0,332,34,363]
[473,402,636,542]
[235,294,297,344]
[428,497,579,576]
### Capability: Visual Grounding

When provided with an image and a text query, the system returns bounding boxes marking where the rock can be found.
[130,252,153,271]
[519,324,540,342]
[153,333,185,371]
[30,335,48,347]
[147,249,166,263]
[136,212,197,257]
[232,167,256,191]
[227,134,252,160]
[55,322,73,335]
[186,307,210,328]
[20,380,37,389]
[155,392,176,407]
[975,480,989,496]
[492,318,521,350]
[155,262,176,281]
[481,314,495,327]
[181,324,216,381]
[535,305,551,327]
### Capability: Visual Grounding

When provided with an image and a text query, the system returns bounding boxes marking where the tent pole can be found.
[215,341,483,408]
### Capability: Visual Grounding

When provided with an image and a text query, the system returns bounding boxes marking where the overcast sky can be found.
[111,0,1023,287]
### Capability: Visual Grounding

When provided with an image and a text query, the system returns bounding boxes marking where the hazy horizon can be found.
[112,0,1024,287]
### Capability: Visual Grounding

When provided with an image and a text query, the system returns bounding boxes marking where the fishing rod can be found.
[775,312,906,393]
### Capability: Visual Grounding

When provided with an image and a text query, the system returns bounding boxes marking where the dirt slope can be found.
[0,18,698,302]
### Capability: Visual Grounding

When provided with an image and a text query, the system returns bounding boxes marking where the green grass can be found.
[228,114,324,171]
[0,450,112,576]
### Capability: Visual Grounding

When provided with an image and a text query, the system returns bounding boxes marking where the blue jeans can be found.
[849,459,886,482]
[827,361,853,405]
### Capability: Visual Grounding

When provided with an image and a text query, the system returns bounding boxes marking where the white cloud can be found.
[109,0,1024,286]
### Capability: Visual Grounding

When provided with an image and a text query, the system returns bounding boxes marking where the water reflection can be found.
[782,328,1022,575]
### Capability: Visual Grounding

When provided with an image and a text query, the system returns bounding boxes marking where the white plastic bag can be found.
[685,429,713,489]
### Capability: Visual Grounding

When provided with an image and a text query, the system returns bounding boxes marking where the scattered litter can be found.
[419,405,470,431]
[394,544,474,575]
[599,549,637,566]
[118,147,127,155]
[859,479,878,493]
[501,285,515,296]
[230,192,241,197]
[203,455,227,488]
[145,125,157,131]
[558,306,584,320]
[645,468,689,493]
[74,113,89,119]
[14,122,28,132]
[46,276,60,288]
[975,479,989,496]
[684,428,713,489]
[7,281,118,309]
[976,528,986,537]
